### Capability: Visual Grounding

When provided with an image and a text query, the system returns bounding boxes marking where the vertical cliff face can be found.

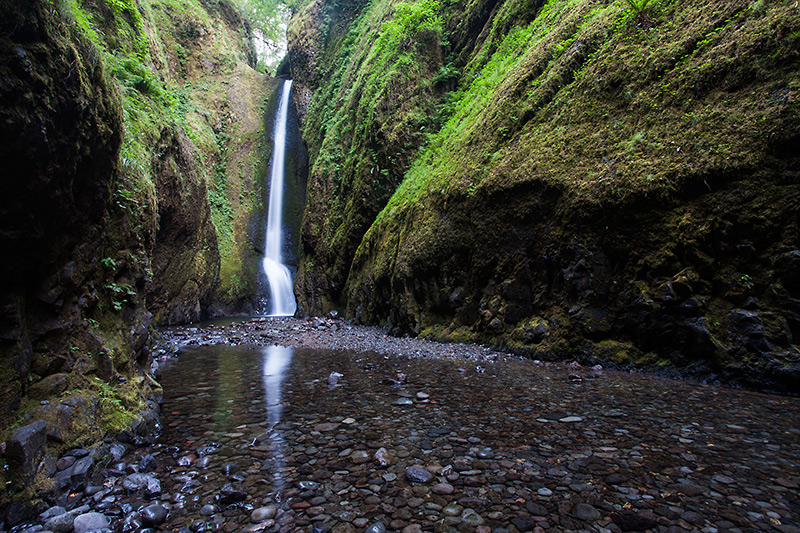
[0,0,279,506]
[0,0,127,435]
[288,0,800,390]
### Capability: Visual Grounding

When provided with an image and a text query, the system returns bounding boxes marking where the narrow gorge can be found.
[0,0,799,528]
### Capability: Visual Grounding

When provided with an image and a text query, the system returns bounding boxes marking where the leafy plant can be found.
[625,0,653,14]
[624,0,656,25]
[105,282,136,311]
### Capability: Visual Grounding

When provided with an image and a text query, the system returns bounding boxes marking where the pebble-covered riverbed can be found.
[20,317,800,533]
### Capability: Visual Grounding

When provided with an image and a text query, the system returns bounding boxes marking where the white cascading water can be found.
[262,79,297,317]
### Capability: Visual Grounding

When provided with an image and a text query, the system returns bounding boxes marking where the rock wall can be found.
[288,0,800,391]
[0,0,277,514]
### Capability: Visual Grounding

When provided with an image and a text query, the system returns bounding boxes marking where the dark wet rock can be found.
[572,502,601,520]
[121,512,144,531]
[728,309,771,353]
[365,522,386,533]
[6,420,47,482]
[432,482,455,495]
[476,447,494,459]
[44,513,77,533]
[611,511,659,531]
[64,448,91,458]
[44,403,77,443]
[219,482,248,504]
[522,321,549,344]
[73,512,110,533]
[140,504,169,526]
[200,504,216,516]
[138,454,158,473]
[116,407,161,446]
[221,463,238,476]
[70,456,94,487]
[669,482,705,496]
[570,307,610,338]
[405,466,434,484]
[605,473,627,484]
[122,473,161,497]
[510,516,538,531]
[44,505,89,533]
[680,510,704,524]
[39,505,67,522]
[56,455,76,471]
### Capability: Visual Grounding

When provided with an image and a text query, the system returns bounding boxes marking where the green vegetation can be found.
[292,0,450,304]
[291,0,800,387]
[240,0,292,73]
[61,0,272,317]
[368,0,800,228]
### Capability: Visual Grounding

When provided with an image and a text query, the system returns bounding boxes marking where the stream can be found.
[105,321,799,532]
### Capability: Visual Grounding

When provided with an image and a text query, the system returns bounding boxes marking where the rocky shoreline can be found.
[157,315,516,365]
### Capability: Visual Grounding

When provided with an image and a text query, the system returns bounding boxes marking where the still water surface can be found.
[151,344,799,531]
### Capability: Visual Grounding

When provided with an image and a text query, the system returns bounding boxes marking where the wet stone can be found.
[73,512,110,533]
[511,516,538,531]
[432,482,454,495]
[572,502,601,520]
[611,511,659,531]
[365,521,386,533]
[200,504,216,516]
[218,483,247,504]
[140,504,169,527]
[405,466,434,484]
[476,447,494,459]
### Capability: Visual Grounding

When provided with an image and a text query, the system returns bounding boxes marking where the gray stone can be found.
[219,482,248,504]
[251,505,278,522]
[70,456,94,487]
[44,512,77,533]
[461,509,484,526]
[572,502,601,520]
[122,473,161,497]
[476,447,494,459]
[138,454,158,473]
[511,516,537,531]
[140,504,169,526]
[365,522,386,533]
[39,506,66,522]
[73,512,110,533]
[200,504,216,516]
[405,466,433,484]
[432,482,454,495]
[7,420,47,481]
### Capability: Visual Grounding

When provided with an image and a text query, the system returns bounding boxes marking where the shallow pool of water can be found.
[141,344,799,531]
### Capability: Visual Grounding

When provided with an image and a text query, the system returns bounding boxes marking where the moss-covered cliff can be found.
[288,0,800,390]
[0,0,279,509]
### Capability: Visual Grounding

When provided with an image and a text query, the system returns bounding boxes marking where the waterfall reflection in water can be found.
[262,345,293,493]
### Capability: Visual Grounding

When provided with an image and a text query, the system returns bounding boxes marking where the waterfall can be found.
[262,79,297,317]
